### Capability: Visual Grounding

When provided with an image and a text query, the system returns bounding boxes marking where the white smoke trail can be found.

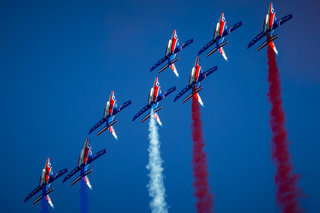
[146,109,168,213]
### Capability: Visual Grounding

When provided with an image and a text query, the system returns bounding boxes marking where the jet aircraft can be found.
[88,91,131,140]
[174,57,218,106]
[198,13,242,61]
[247,3,293,55]
[150,30,193,78]
[132,77,176,126]
[24,158,68,208]
[62,138,106,189]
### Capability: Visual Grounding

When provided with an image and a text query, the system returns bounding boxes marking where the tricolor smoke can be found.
[191,96,214,213]
[267,46,303,213]
[146,108,168,213]
[80,179,88,213]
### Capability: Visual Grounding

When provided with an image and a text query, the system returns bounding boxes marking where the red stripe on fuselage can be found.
[170,30,177,53]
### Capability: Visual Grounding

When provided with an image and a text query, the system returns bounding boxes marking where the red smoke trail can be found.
[191,96,214,213]
[267,46,303,213]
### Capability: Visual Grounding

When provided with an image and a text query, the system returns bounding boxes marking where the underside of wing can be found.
[247,31,267,49]
[198,39,217,56]
[132,105,151,121]
[173,38,194,54]
[273,14,293,30]
[157,86,176,102]
[223,21,243,37]
[63,167,81,183]
[112,100,132,116]
[88,149,107,164]
[49,168,68,184]
[88,118,105,135]
[174,84,193,102]
[24,185,43,203]
[199,66,218,82]
[150,56,169,72]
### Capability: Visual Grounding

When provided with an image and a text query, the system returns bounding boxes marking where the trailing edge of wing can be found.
[198,39,216,56]
[248,31,266,49]
[88,118,105,135]
[174,84,193,102]
[133,105,151,121]
[150,56,169,72]
[24,185,43,203]
[63,167,81,183]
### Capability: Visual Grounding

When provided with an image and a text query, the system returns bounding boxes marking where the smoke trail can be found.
[146,108,168,213]
[41,196,49,213]
[191,96,214,213]
[80,178,88,213]
[267,46,303,213]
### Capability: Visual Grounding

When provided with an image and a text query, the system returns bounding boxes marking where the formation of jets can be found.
[24,3,293,209]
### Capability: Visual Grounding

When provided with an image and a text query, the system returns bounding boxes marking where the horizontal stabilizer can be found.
[257,34,279,52]
[70,169,93,186]
[97,126,107,136]
[140,106,162,123]
[158,57,179,73]
[32,188,54,205]
[109,119,117,127]
[182,86,203,104]
[97,120,117,136]
[207,40,228,57]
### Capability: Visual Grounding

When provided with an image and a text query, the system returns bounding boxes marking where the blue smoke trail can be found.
[80,178,88,213]
[41,196,49,213]
[146,108,168,213]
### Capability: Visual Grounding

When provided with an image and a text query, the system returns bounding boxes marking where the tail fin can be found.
[268,41,278,55]
[84,176,92,190]
[153,112,162,126]
[195,93,204,107]
[109,125,118,140]
[219,47,228,61]
[170,63,179,78]
[46,195,54,208]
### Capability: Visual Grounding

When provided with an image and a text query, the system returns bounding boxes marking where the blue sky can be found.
[0,0,319,212]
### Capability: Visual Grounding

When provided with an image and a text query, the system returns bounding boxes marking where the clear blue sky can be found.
[1,0,319,212]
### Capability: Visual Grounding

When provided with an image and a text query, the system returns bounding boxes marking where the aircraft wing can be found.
[273,14,293,30]
[24,185,43,203]
[49,168,68,184]
[88,149,107,164]
[173,38,194,54]
[174,84,193,102]
[133,104,151,121]
[198,39,217,56]
[112,100,132,116]
[157,86,176,102]
[150,55,169,72]
[199,66,218,82]
[247,31,266,49]
[63,167,81,183]
[223,21,243,37]
[88,118,105,135]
